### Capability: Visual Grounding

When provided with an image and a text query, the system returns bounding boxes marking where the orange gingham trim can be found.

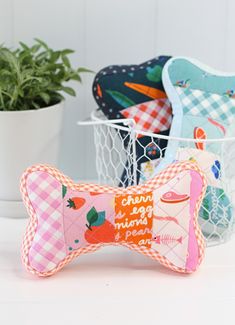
[20,161,207,277]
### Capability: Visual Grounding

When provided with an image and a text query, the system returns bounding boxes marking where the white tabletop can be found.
[0,217,234,325]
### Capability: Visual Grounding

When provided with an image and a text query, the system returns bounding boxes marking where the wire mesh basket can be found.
[79,109,235,246]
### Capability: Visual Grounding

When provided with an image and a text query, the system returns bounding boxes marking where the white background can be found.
[1,0,235,181]
[1,2,235,322]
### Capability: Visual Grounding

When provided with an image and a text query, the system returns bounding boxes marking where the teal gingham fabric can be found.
[176,87,235,125]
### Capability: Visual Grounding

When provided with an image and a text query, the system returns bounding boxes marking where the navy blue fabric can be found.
[92,56,172,186]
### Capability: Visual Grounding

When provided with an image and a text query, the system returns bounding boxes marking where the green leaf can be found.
[62,55,71,68]
[146,65,162,83]
[71,74,82,82]
[0,88,4,107]
[51,92,64,102]
[50,51,61,62]
[36,50,48,61]
[92,211,106,226]
[31,101,40,109]
[62,185,67,198]
[34,38,49,50]
[86,207,99,226]
[31,44,41,53]
[61,86,76,96]
[106,90,135,108]
[39,92,50,104]
[61,49,74,55]
[19,42,30,51]
[77,67,94,74]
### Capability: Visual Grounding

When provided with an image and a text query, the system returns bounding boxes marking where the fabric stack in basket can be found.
[92,56,235,244]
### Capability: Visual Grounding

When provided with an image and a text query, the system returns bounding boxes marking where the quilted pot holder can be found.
[21,161,206,277]
[158,57,235,238]
[92,56,172,185]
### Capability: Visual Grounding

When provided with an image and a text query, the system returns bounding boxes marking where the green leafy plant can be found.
[0,39,92,111]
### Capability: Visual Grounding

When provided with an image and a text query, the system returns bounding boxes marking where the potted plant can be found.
[0,39,90,217]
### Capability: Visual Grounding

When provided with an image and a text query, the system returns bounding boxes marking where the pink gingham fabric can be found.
[26,171,66,272]
[121,98,172,137]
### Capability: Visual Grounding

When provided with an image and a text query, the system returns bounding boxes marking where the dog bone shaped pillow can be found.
[158,57,235,236]
[92,55,172,186]
[21,161,206,277]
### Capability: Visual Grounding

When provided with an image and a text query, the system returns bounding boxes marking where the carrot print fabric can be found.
[92,55,172,186]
